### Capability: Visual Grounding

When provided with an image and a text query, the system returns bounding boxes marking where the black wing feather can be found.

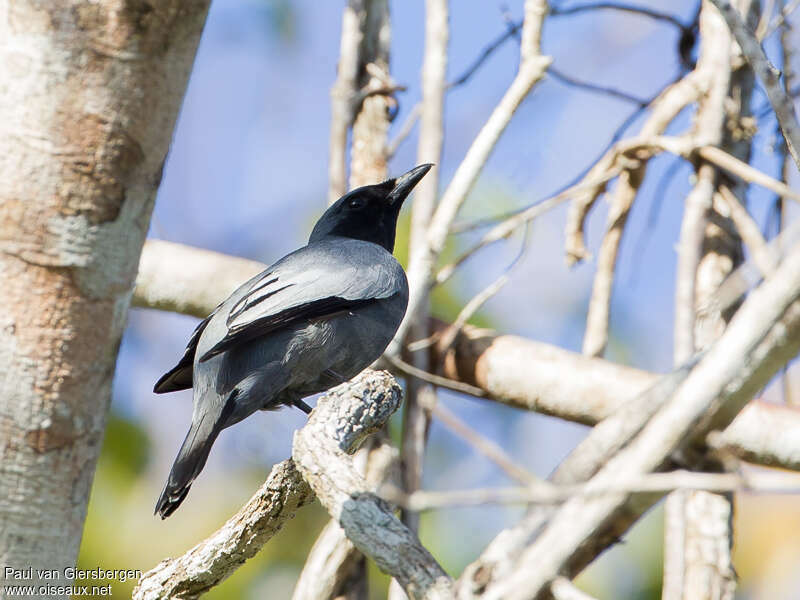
[198,295,375,362]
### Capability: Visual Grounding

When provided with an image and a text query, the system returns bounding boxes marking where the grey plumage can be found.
[153,164,431,518]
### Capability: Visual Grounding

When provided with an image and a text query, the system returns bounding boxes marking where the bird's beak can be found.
[387,164,433,205]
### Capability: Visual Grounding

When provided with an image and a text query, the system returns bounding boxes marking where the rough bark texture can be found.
[349,0,391,190]
[292,435,398,600]
[292,372,453,600]
[0,0,210,589]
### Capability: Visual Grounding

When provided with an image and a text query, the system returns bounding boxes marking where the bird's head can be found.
[309,164,433,252]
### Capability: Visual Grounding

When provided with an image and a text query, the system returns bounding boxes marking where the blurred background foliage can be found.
[76,0,800,598]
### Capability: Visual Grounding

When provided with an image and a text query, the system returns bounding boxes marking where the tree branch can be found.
[292,435,399,600]
[292,373,454,600]
[710,0,800,170]
[400,0,450,538]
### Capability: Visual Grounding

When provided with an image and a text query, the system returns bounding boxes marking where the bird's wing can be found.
[197,239,406,362]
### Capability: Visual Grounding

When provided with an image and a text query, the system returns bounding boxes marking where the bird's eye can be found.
[347,197,366,210]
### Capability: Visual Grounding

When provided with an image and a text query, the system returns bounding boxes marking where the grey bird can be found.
[153,164,431,518]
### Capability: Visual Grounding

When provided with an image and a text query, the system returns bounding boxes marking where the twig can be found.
[386,470,800,510]
[548,66,649,106]
[292,372,453,600]
[447,71,687,238]
[710,0,800,170]
[761,0,800,38]
[719,184,778,277]
[386,103,421,159]
[447,21,521,89]
[431,401,539,486]
[133,372,400,600]
[387,354,486,397]
[550,1,690,30]
[436,274,509,355]
[697,145,800,200]
[564,72,704,265]
[581,70,707,356]
[439,167,621,284]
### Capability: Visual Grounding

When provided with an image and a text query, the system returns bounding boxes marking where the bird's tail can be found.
[155,392,236,519]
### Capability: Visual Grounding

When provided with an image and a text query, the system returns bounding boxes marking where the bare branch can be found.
[134,239,264,319]
[550,2,690,30]
[384,470,800,510]
[581,68,709,356]
[663,489,736,600]
[292,372,453,600]
[710,0,800,170]
[400,0,450,539]
[438,170,619,285]
[564,70,706,266]
[674,164,716,362]
[719,184,777,276]
[134,461,312,600]
[675,2,735,363]
[696,145,800,200]
[292,436,399,600]
[436,274,509,355]
[431,402,538,486]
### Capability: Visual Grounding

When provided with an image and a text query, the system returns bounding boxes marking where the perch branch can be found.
[292,374,453,600]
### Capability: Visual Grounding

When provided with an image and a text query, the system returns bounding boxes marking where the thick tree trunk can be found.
[0,0,210,591]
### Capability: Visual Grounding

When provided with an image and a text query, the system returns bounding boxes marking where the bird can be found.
[152,164,432,518]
